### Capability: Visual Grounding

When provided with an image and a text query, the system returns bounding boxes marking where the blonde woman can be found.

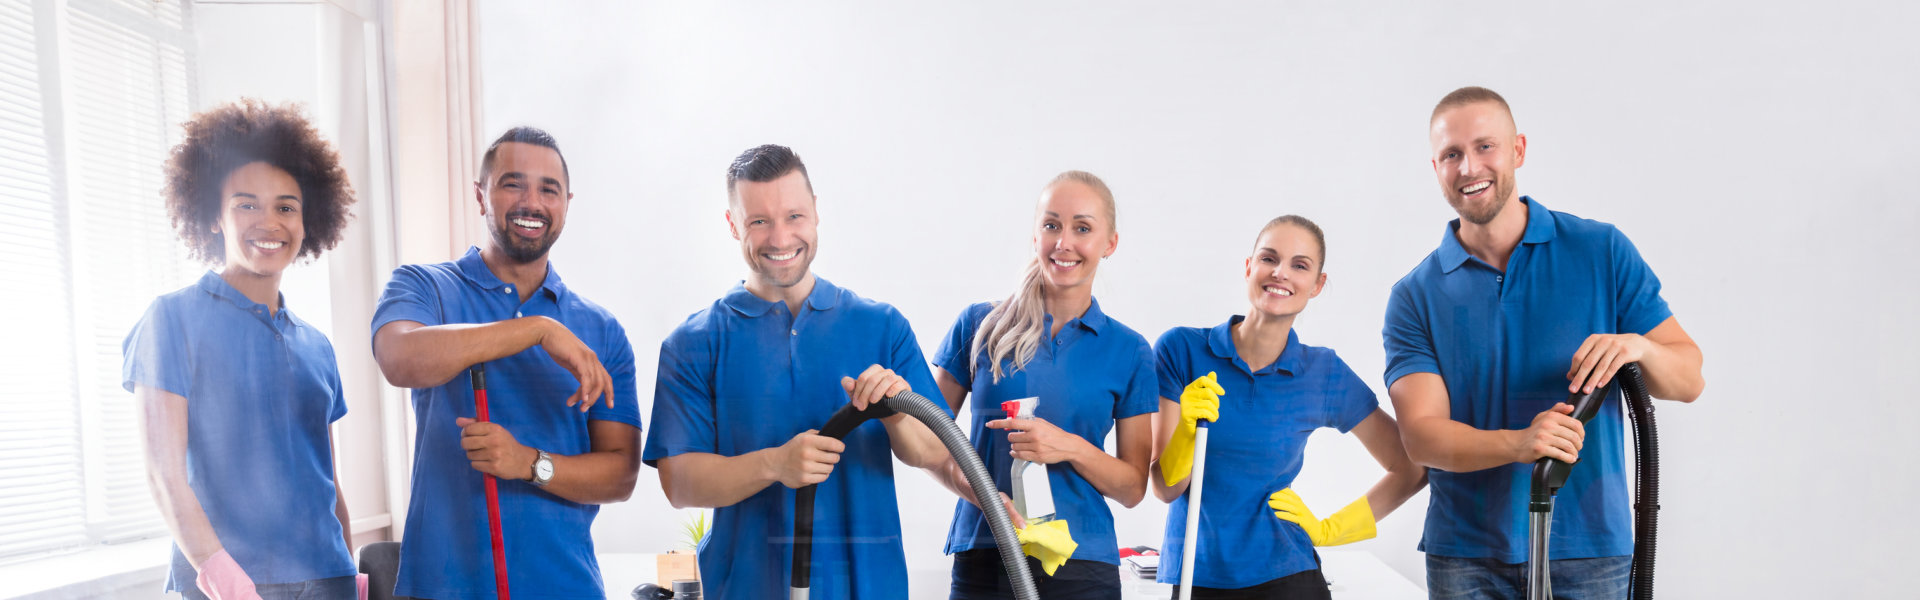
[930,171,1157,599]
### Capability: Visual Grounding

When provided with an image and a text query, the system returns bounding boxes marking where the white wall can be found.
[476,2,1920,597]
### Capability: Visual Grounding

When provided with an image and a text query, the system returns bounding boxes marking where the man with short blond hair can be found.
[1384,87,1706,599]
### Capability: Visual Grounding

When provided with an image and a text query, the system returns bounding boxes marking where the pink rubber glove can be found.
[357,573,369,600]
[195,549,262,600]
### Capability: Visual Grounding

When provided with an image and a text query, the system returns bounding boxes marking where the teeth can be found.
[1264,286,1293,297]
[252,241,284,250]
[766,251,798,261]
[1461,181,1491,194]
[511,218,545,229]
[1051,259,1080,268]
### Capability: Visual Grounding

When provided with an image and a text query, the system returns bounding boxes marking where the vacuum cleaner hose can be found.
[791,391,1039,600]
[1526,362,1660,600]
[1620,362,1659,599]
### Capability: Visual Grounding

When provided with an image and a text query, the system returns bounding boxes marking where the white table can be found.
[599,550,1423,599]
[1101,550,1423,600]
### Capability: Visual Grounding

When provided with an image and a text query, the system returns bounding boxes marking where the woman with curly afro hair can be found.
[122,99,364,600]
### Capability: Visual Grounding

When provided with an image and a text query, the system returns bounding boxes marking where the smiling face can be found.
[1244,223,1326,319]
[728,170,819,292]
[214,161,305,279]
[1032,179,1117,292]
[1430,100,1527,226]
[478,141,571,263]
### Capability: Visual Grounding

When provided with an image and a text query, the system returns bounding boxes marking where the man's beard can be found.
[489,221,557,263]
[1448,175,1515,226]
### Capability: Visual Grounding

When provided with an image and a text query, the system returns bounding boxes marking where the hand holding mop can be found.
[1161,373,1223,600]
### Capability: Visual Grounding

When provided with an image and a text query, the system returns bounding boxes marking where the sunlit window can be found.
[0,0,197,564]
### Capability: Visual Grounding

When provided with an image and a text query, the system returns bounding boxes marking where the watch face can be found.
[536,459,553,480]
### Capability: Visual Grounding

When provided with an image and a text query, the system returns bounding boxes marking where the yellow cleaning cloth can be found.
[1016,519,1079,576]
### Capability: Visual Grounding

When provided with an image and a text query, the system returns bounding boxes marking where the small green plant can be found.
[678,509,711,551]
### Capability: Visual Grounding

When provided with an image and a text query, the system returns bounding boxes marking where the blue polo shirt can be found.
[372,247,640,600]
[122,271,355,592]
[643,276,940,600]
[934,299,1158,566]
[1382,197,1671,563]
[1153,320,1377,588]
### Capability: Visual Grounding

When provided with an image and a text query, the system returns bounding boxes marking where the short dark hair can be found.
[479,126,570,187]
[163,98,355,264]
[1431,86,1514,126]
[726,144,813,202]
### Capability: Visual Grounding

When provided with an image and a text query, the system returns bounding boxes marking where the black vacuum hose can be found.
[1527,362,1659,600]
[1619,362,1659,599]
[790,391,1038,600]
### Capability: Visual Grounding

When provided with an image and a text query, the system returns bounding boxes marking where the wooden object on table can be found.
[655,551,698,586]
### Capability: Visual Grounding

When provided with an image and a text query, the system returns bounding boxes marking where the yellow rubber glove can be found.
[1158,372,1223,485]
[1267,488,1377,546]
[1016,519,1078,576]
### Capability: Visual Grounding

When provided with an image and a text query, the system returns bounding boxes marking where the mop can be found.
[1177,419,1210,600]
[470,365,510,600]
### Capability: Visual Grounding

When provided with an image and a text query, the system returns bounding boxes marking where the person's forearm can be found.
[148,462,224,566]
[334,479,351,551]
[374,317,554,388]
[523,421,641,504]
[535,449,640,504]
[136,387,224,568]
[658,451,781,509]
[1148,445,1193,504]
[1400,416,1524,473]
[1065,438,1148,508]
[1148,402,1190,503]
[1362,463,1428,520]
[1639,339,1705,402]
[925,457,983,507]
[881,413,951,469]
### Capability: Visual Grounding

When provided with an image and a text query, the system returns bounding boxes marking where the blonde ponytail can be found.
[972,257,1050,383]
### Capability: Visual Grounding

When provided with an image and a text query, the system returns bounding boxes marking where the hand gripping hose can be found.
[790,391,1037,600]
[469,365,510,600]
[1527,362,1659,600]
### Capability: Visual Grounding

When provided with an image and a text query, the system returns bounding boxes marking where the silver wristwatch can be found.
[530,449,554,487]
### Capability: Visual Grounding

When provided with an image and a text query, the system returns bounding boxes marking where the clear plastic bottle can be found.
[1000,397,1056,524]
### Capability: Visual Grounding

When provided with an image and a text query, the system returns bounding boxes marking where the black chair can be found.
[357,541,413,600]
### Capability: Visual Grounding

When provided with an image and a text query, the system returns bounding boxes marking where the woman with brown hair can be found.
[123,99,359,600]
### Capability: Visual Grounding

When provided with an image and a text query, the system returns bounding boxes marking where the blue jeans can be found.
[179,575,357,600]
[1426,554,1628,600]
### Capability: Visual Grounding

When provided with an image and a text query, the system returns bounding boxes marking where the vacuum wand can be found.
[1177,420,1210,600]
[1526,362,1659,600]
[1525,382,1605,600]
[471,366,510,600]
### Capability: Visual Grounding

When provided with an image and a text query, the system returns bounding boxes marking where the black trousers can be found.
[1168,568,1332,600]
[949,548,1122,600]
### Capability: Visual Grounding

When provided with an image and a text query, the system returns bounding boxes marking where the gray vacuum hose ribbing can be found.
[888,391,1039,600]
[789,391,1038,600]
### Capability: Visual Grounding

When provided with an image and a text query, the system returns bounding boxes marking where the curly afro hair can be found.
[163,99,355,264]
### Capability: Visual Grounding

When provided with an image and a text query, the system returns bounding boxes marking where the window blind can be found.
[0,0,196,563]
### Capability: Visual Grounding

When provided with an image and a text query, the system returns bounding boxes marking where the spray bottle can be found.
[1001,397,1056,525]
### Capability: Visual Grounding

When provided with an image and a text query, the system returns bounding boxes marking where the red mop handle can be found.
[471,366,510,600]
